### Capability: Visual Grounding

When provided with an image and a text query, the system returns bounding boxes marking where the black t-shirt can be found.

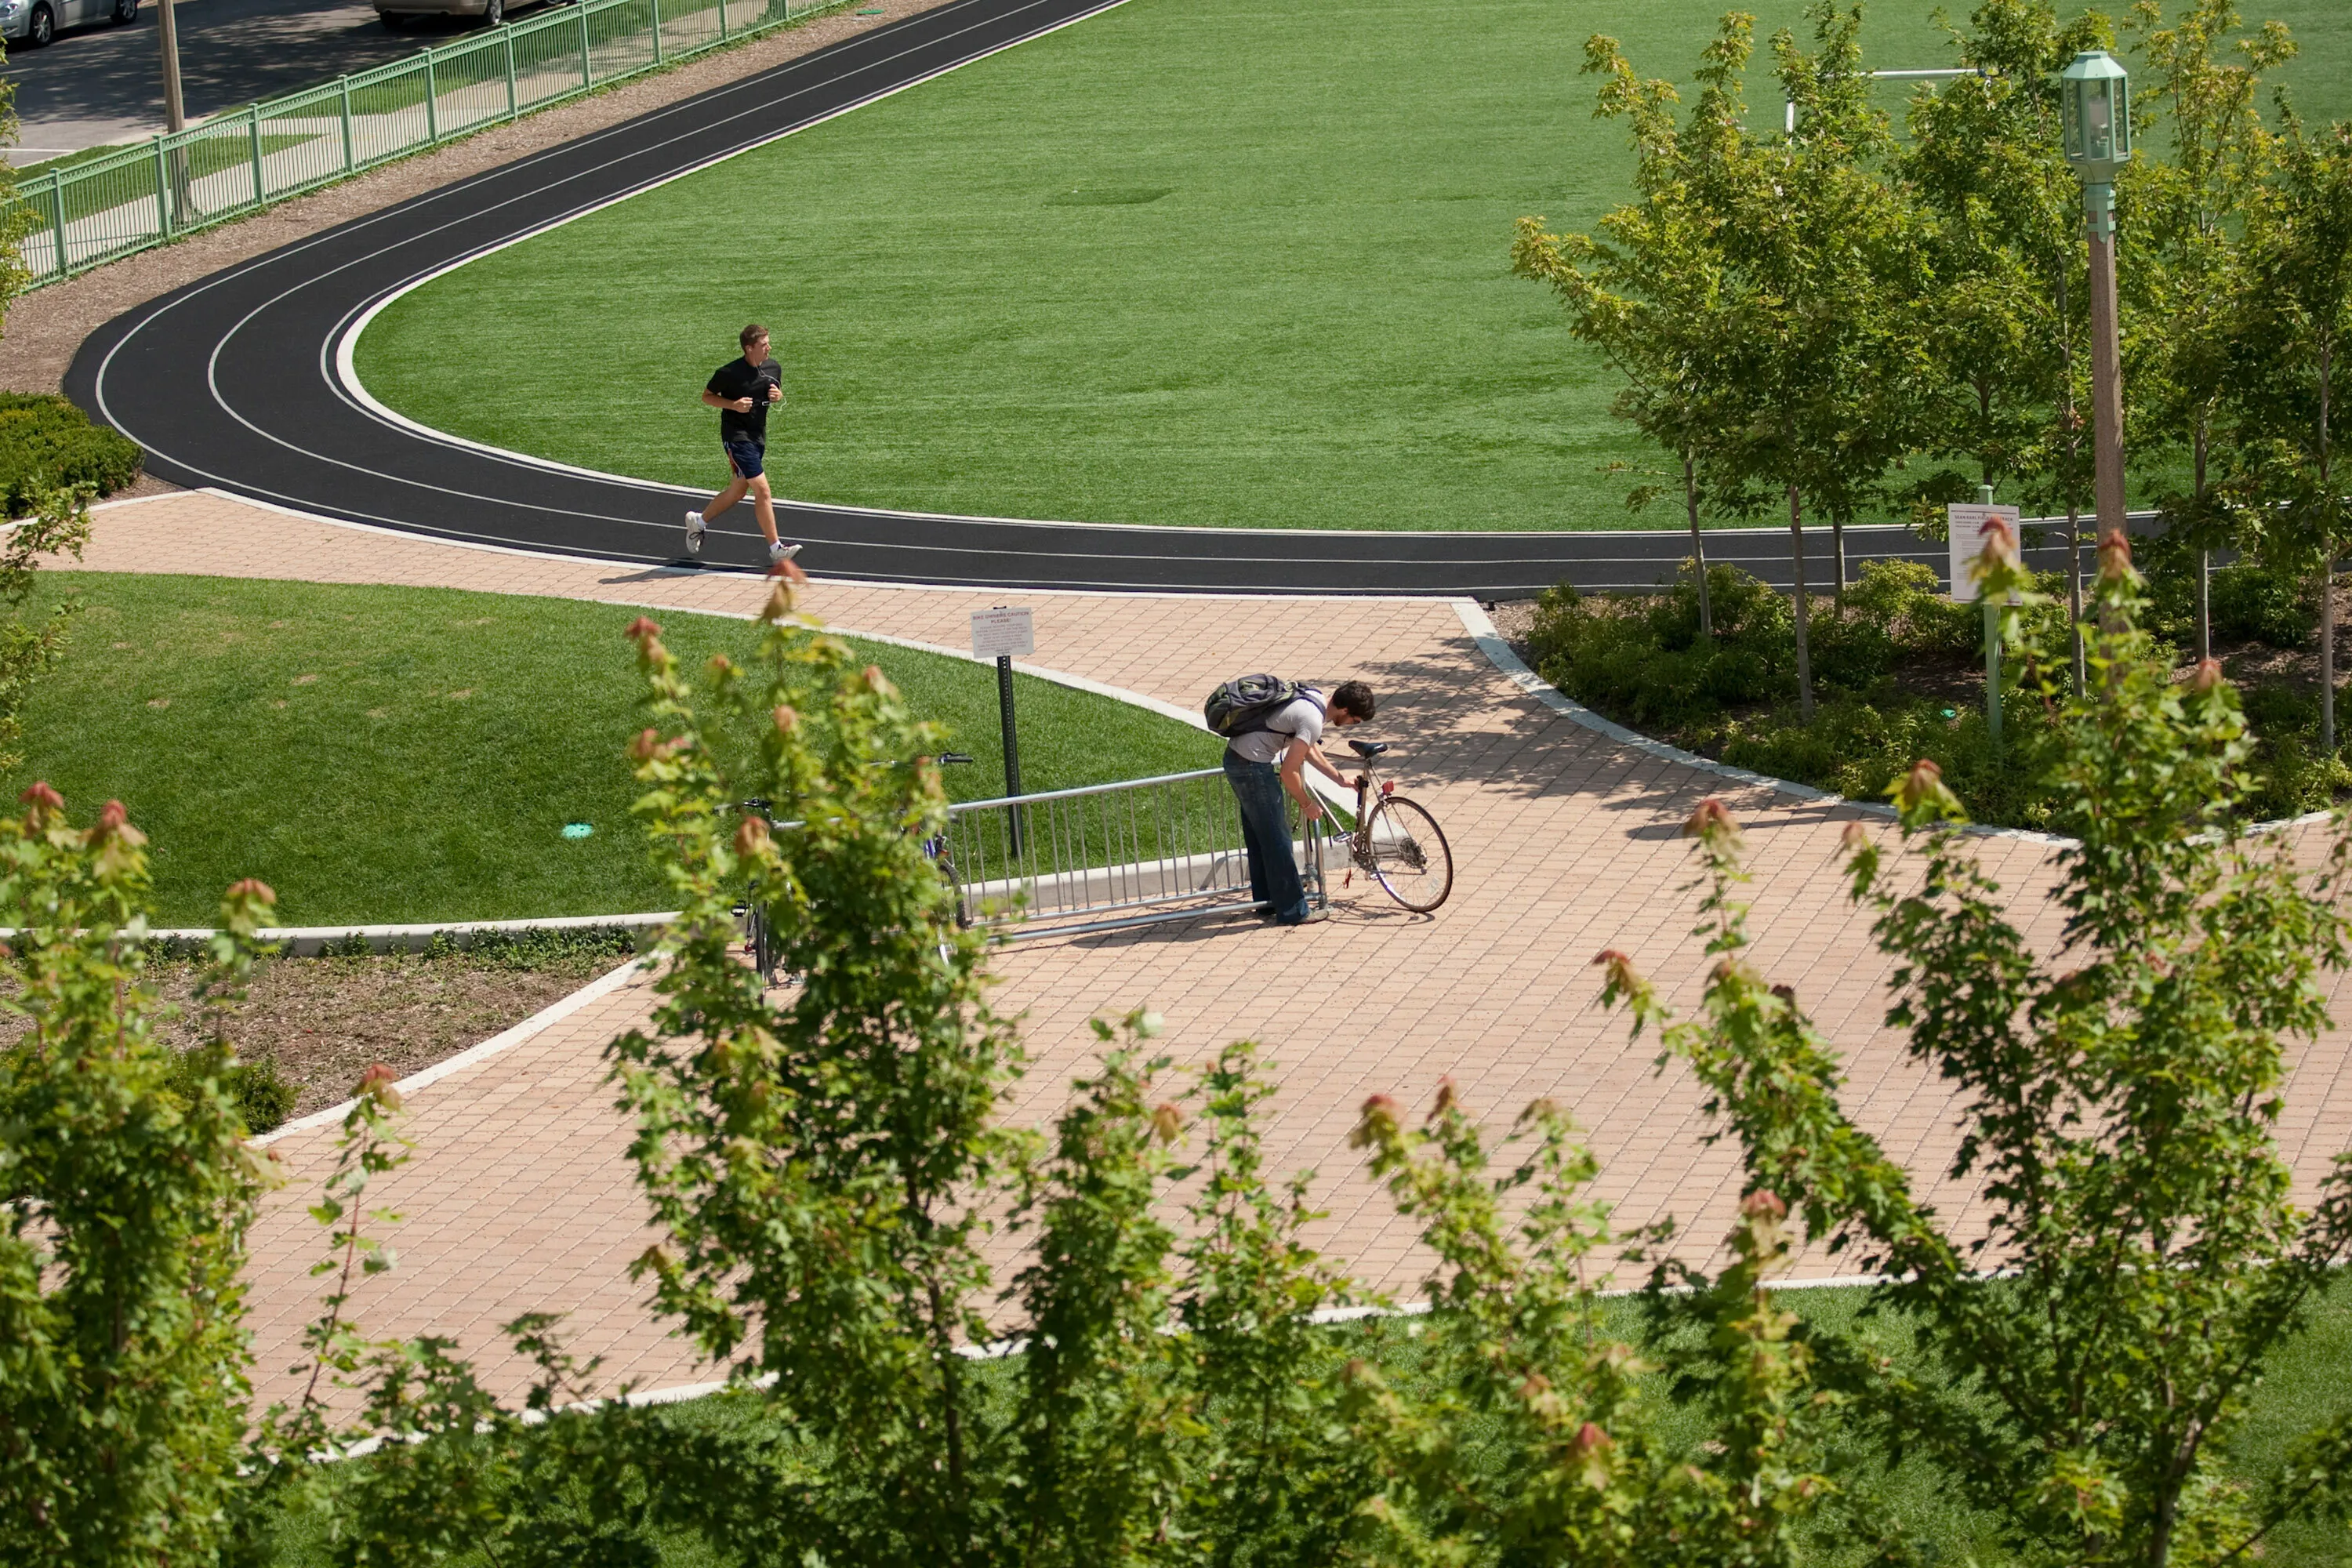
[707,355,782,441]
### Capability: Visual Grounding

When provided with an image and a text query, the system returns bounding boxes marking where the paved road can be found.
[4,0,472,165]
[66,0,2096,597]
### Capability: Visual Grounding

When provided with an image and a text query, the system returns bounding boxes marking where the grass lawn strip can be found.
[9,572,1221,927]
[354,0,2350,535]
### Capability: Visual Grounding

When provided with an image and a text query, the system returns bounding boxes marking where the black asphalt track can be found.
[67,0,2107,596]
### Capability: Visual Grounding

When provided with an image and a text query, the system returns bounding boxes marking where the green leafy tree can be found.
[1514,32,1751,635]
[2237,114,2352,754]
[1902,1,2096,502]
[0,790,276,1566]
[1690,5,1935,719]
[1341,1080,1858,1567]
[1599,531,2352,1566]
[2125,0,2296,662]
[606,575,1029,1566]
[1902,0,2107,683]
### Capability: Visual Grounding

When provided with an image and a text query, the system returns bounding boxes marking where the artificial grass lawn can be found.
[6,573,1219,927]
[251,1272,2352,1566]
[356,0,2350,535]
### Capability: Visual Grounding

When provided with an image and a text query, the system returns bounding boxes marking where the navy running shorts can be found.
[723,437,766,480]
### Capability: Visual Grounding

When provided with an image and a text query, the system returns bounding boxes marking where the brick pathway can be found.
[64,491,2352,1406]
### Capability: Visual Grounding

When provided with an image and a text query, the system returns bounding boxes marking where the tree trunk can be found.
[1831,517,1847,607]
[1685,449,1712,637]
[2323,336,2336,756]
[2194,419,2211,664]
[1790,485,1814,721]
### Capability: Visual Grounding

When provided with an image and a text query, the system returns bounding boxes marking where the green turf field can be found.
[6,575,1218,927]
[356,0,2350,534]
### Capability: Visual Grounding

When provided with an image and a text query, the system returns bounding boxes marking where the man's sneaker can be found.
[769,540,802,564]
[684,511,706,556]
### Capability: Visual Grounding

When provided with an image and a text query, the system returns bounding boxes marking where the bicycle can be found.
[1331,740,1454,913]
[731,753,975,987]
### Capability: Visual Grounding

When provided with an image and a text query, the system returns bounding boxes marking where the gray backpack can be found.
[1204,674,1319,739]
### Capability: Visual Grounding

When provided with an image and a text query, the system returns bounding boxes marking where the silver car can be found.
[1,0,137,49]
[376,0,557,31]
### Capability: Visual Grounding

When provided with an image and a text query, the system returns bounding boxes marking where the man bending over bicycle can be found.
[1218,678,1375,927]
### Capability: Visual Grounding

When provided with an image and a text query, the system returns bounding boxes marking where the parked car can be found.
[2,0,138,49]
[377,0,557,30]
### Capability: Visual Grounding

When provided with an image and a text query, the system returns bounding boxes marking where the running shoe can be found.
[769,540,802,564]
[684,511,706,556]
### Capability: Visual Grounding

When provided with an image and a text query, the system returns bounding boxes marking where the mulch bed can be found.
[0,950,630,1117]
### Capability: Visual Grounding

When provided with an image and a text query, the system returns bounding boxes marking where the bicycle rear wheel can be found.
[746,902,778,986]
[1362,796,1454,913]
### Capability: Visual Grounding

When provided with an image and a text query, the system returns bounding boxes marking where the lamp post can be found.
[2060,49,2131,550]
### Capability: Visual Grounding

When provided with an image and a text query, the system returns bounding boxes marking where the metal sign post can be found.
[970,607,1036,854]
[1949,493,2022,746]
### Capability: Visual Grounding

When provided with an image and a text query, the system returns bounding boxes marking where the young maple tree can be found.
[1602,528,2352,1566]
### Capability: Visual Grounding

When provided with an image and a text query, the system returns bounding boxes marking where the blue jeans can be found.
[1224,751,1312,923]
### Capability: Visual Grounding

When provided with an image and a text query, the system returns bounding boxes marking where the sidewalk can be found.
[66,490,2352,1406]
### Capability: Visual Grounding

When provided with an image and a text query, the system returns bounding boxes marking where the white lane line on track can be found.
[101,0,1127,542]
[185,487,1475,605]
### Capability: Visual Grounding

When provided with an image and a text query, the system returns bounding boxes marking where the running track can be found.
[68,0,2101,596]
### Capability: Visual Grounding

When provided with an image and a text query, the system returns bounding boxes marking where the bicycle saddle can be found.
[1348,740,1392,757]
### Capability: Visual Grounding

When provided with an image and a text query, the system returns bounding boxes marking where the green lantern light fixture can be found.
[2060,49,2131,235]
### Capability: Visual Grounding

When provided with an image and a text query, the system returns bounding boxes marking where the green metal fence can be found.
[9,0,837,289]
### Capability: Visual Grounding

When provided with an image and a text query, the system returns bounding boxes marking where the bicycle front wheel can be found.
[1362,796,1454,913]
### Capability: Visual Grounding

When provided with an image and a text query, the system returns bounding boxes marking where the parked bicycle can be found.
[1330,740,1454,913]
[732,752,975,987]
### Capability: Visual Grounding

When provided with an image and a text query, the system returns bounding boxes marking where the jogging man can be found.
[685,324,802,565]
[1221,678,1375,927]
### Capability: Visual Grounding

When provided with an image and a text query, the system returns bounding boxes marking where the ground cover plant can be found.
[1524,552,2352,826]
[350,0,2347,536]
[3,572,1220,926]
[12,538,2350,1566]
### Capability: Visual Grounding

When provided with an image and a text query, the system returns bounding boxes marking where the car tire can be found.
[379,9,404,24]
[112,0,136,23]
[27,2,53,44]
[481,0,502,24]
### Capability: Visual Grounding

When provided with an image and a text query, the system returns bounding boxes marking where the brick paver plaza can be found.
[66,491,2352,1406]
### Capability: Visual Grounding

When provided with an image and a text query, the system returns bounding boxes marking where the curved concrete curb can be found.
[1451,601,2075,848]
[253,953,644,1145]
[1454,602,2338,848]
[118,911,675,958]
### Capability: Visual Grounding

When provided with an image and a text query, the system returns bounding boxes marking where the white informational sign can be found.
[970,607,1036,660]
[1947,503,2024,603]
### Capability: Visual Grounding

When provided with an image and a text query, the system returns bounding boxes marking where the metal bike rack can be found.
[942,768,1338,939]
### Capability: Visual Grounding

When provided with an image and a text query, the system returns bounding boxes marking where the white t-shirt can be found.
[1226,690,1326,764]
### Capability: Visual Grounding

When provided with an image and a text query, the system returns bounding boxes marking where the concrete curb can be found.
[38,911,677,958]
[1450,600,2087,848]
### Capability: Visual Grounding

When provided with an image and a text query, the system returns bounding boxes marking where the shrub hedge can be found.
[1527,555,2346,828]
[0,394,143,515]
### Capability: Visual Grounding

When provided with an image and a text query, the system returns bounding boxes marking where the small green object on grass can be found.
[562,822,594,839]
